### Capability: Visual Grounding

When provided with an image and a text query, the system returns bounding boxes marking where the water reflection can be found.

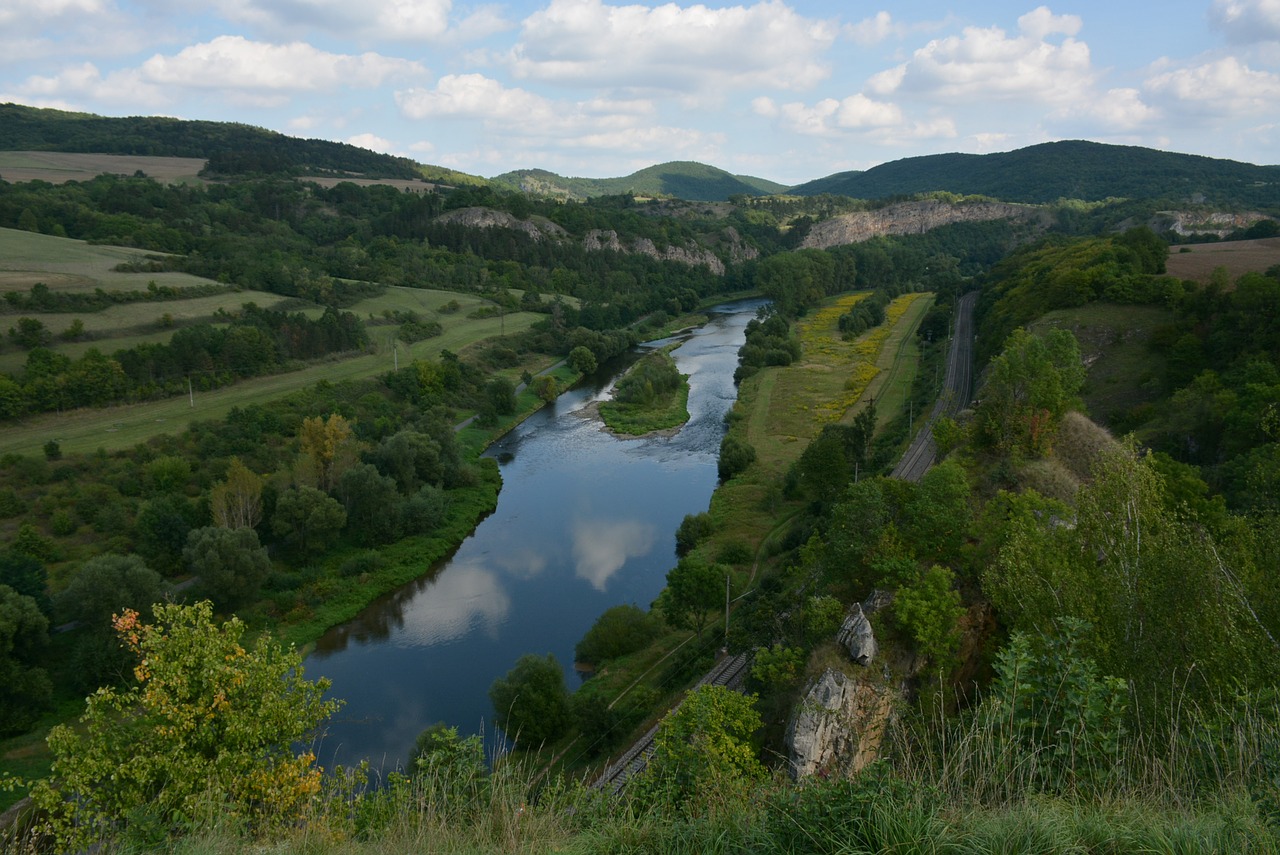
[572,518,657,591]
[397,562,511,646]
[308,299,766,769]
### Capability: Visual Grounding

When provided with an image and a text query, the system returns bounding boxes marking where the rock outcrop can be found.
[1145,210,1274,239]
[802,200,1046,250]
[432,207,567,241]
[784,668,895,780]
[837,603,877,666]
[582,229,744,273]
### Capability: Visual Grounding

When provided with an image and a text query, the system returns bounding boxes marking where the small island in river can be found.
[595,346,691,437]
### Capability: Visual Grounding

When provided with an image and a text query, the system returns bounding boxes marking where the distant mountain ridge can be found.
[789,140,1280,206]
[489,161,786,202]
[0,103,485,185]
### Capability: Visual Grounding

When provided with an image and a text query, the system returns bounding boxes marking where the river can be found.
[307,298,766,771]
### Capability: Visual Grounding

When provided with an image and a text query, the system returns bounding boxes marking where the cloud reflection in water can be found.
[572,518,657,591]
[396,560,511,648]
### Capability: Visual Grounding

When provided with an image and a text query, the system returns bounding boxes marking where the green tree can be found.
[0,584,52,736]
[976,328,1084,455]
[718,434,756,481]
[31,601,338,849]
[271,486,346,555]
[0,548,50,616]
[184,526,271,610]
[892,564,964,669]
[574,604,661,666]
[55,553,166,690]
[133,494,198,575]
[209,457,264,530]
[674,511,715,557]
[639,684,764,810]
[532,373,559,403]
[656,557,725,640]
[568,345,597,374]
[409,722,488,809]
[338,463,401,546]
[488,653,570,747]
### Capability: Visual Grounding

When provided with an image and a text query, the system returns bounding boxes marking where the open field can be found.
[0,226,218,293]
[1032,303,1175,429]
[0,151,207,185]
[1165,236,1280,284]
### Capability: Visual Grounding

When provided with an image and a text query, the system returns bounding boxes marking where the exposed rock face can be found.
[802,200,1045,250]
[583,229,740,273]
[785,668,895,780]
[432,207,567,241]
[837,603,877,665]
[1146,210,1273,238]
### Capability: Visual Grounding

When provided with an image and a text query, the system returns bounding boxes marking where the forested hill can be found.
[0,103,473,182]
[489,160,786,201]
[789,140,1280,206]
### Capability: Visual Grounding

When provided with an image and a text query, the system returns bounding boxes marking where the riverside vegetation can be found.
[2,112,1280,852]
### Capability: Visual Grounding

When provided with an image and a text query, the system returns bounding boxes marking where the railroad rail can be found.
[592,650,752,794]
[890,291,977,483]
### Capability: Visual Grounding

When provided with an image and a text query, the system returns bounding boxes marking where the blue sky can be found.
[3,0,1278,185]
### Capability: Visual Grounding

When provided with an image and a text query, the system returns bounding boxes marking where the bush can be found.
[575,604,661,666]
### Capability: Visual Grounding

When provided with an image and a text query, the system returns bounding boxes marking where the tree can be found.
[639,684,764,810]
[574,604,661,665]
[976,328,1084,455]
[488,653,570,747]
[718,434,756,481]
[133,494,198,575]
[674,511,715,557]
[568,345,597,374]
[338,463,401,545]
[184,526,271,610]
[0,548,50,617]
[0,584,52,736]
[409,723,488,809]
[485,376,517,416]
[656,557,725,640]
[209,457,264,530]
[891,565,964,669]
[271,485,346,555]
[31,601,339,849]
[55,553,166,690]
[297,413,358,491]
[532,373,559,403]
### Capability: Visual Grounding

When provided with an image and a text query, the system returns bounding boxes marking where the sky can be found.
[2,0,1279,185]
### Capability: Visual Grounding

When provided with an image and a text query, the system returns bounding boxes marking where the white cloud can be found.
[0,0,107,27]
[868,10,1095,106]
[507,0,835,92]
[17,62,170,108]
[397,74,556,123]
[346,132,396,153]
[1061,87,1159,131]
[1145,56,1280,116]
[208,0,455,42]
[846,11,896,46]
[572,519,655,591]
[1210,0,1280,44]
[139,36,424,92]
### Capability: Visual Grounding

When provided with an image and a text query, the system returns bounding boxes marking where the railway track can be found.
[891,291,977,483]
[592,650,752,794]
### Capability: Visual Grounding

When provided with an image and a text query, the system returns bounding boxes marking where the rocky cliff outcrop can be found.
[785,668,896,780]
[837,603,878,665]
[432,207,567,241]
[1145,210,1273,238]
[801,200,1046,249]
[583,228,754,273]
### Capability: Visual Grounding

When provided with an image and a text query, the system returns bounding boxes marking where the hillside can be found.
[0,103,485,185]
[789,140,1280,206]
[489,160,786,201]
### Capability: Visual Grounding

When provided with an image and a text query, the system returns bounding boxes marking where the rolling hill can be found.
[489,160,786,202]
[788,140,1280,206]
[0,103,486,186]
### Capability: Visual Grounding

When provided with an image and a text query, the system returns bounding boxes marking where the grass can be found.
[1029,303,1174,431]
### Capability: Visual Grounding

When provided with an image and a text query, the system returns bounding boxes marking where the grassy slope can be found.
[0,227,549,455]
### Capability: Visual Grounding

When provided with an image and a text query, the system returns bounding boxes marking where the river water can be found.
[308,298,766,771]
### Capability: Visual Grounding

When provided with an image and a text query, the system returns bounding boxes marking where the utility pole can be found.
[724,572,731,647]
[188,376,194,409]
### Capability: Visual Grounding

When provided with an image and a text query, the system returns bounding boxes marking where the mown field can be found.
[0,151,207,185]
[1164,235,1280,283]
[0,227,547,455]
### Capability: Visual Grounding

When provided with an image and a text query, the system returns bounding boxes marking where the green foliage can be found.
[409,723,488,810]
[975,328,1084,455]
[718,434,756,481]
[674,511,714,557]
[656,556,725,639]
[891,565,964,669]
[0,584,52,736]
[488,653,570,747]
[568,345,597,374]
[271,485,347,555]
[31,601,338,849]
[638,685,764,812]
[750,643,805,692]
[804,594,846,645]
[574,604,661,666]
[981,618,1128,795]
[184,526,271,609]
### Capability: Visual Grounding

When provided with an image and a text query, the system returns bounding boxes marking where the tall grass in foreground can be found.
[9,692,1278,854]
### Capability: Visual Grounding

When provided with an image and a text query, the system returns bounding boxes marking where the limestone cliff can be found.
[583,228,757,273]
[801,200,1047,250]
[1145,210,1274,238]
[785,668,896,780]
[432,206,567,241]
